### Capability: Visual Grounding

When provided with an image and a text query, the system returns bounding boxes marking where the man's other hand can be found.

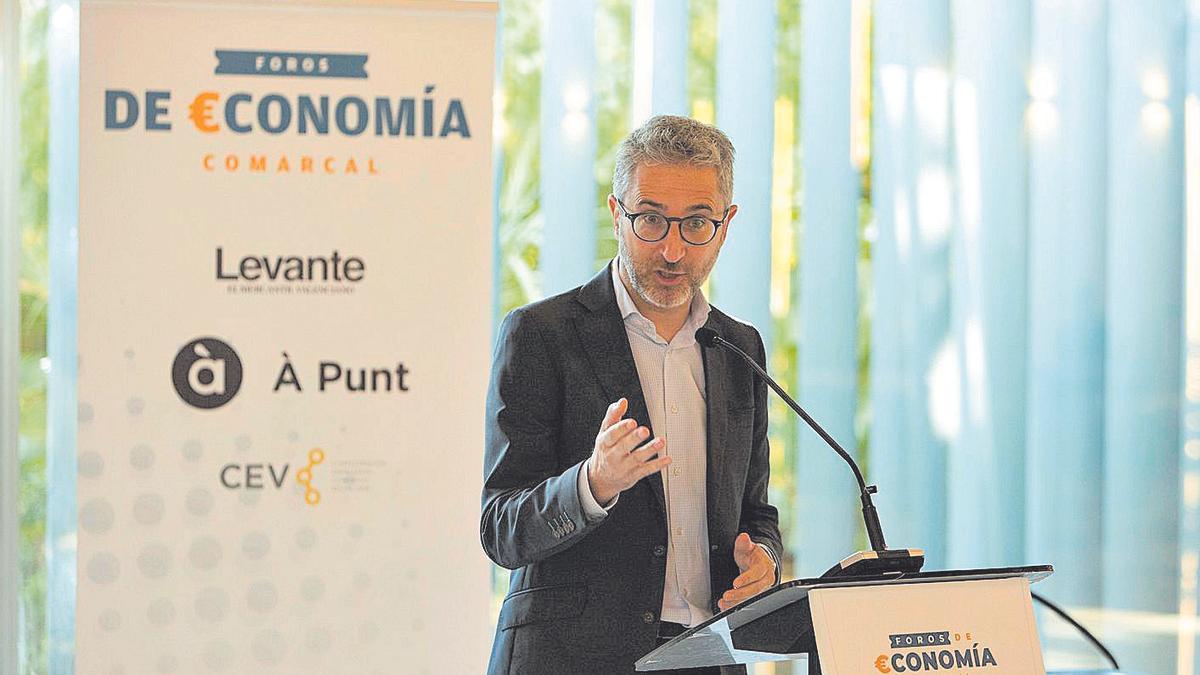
[717,532,776,612]
[587,398,671,505]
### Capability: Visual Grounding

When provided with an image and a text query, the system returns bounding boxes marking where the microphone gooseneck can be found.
[696,326,888,553]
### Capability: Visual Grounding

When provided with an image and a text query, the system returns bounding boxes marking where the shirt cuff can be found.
[755,542,781,585]
[577,457,618,520]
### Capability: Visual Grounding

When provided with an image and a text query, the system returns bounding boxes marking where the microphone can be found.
[696,326,923,578]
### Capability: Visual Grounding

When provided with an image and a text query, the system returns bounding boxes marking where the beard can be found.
[616,234,714,310]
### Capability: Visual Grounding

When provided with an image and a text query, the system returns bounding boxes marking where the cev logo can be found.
[296,448,326,506]
[219,447,326,507]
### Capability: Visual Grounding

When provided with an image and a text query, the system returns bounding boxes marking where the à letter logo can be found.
[172,337,243,409]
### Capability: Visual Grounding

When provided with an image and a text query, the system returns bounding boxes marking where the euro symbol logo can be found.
[874,654,891,673]
[188,91,219,133]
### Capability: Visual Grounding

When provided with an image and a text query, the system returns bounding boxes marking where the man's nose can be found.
[660,227,686,263]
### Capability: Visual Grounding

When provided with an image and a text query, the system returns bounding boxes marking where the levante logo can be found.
[873,630,998,673]
[101,49,473,177]
[215,247,365,296]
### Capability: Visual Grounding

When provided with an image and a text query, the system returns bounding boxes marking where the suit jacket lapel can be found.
[573,265,666,519]
[702,314,730,538]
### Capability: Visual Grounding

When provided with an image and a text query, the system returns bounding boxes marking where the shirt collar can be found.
[610,258,711,345]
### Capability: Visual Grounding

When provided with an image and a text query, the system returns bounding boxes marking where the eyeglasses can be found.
[614,197,730,246]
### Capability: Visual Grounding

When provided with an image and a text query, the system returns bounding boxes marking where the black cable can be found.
[1031,591,1120,671]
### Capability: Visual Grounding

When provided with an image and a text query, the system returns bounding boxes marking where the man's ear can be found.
[608,193,621,236]
[717,204,738,246]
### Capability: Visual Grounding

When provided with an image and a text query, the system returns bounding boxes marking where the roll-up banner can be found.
[77,1,496,672]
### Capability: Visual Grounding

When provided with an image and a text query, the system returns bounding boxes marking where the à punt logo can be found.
[171,337,243,409]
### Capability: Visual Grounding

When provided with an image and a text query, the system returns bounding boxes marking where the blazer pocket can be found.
[498,583,588,631]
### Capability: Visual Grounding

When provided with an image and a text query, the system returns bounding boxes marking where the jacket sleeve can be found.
[479,308,601,570]
[739,329,783,584]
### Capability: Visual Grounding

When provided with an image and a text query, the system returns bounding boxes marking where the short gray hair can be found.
[611,115,735,206]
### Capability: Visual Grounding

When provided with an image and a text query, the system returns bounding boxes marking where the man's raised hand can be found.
[586,398,671,505]
[717,532,776,612]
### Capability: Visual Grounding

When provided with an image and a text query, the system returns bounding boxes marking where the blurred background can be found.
[7,0,1199,673]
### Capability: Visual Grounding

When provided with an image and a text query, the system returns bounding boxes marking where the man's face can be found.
[609,163,737,310]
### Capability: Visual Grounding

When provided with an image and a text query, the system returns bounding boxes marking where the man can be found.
[481,115,782,675]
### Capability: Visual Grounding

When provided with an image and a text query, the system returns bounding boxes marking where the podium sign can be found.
[809,577,1046,674]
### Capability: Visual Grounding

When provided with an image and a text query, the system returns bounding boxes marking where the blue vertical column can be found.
[1180,2,1200,671]
[46,0,78,672]
[791,0,859,576]
[868,0,907,562]
[630,0,687,126]
[946,0,1029,569]
[1103,2,1185,672]
[539,0,596,297]
[1025,0,1107,609]
[869,0,952,568]
[713,0,774,351]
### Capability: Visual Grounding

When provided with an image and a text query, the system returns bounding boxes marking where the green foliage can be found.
[18,0,51,672]
[496,0,544,318]
[770,0,803,577]
[855,11,874,555]
[593,0,631,268]
[688,0,716,112]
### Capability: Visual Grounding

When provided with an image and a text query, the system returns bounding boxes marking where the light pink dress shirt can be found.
[578,258,714,626]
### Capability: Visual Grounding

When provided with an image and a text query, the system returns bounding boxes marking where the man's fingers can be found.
[632,455,671,481]
[720,569,768,600]
[733,533,758,568]
[612,425,652,454]
[719,591,753,611]
[732,563,770,590]
[628,438,665,463]
[731,568,760,590]
[733,533,754,560]
[722,576,772,607]
[599,418,641,449]
[599,398,628,432]
[731,536,775,593]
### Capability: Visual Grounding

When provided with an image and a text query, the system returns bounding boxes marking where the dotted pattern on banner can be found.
[73,343,448,673]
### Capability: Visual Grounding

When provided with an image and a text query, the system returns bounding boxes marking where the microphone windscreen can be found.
[695,327,720,348]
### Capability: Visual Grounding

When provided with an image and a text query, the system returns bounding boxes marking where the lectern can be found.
[636,565,1054,674]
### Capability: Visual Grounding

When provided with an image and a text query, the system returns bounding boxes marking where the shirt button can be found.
[672,467,682,477]
[653,544,666,557]
[642,611,656,624]
[674,527,683,536]
[670,404,679,414]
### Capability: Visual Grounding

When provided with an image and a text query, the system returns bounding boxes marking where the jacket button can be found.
[711,544,719,551]
[642,611,656,624]
[653,545,666,557]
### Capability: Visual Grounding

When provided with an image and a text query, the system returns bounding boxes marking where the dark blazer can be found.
[481,264,782,675]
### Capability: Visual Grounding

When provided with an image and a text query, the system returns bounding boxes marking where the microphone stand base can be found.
[821,549,925,578]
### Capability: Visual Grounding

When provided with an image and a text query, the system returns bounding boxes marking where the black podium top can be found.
[636,565,1054,672]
